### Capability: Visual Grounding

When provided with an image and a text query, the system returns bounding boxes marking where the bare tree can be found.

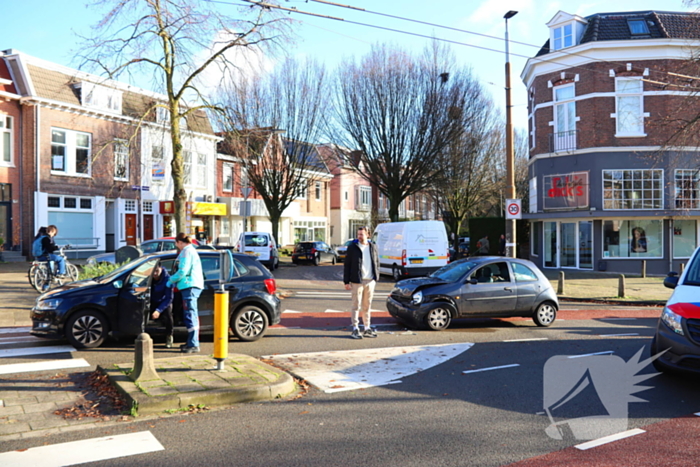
[332,43,469,222]
[215,57,330,245]
[77,0,288,233]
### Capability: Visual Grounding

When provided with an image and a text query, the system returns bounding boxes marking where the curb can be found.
[100,354,297,416]
[558,296,665,307]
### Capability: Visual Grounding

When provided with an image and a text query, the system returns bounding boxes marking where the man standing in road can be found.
[343,226,381,339]
[167,233,204,353]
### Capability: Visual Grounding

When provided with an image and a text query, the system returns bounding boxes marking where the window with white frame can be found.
[221,217,230,236]
[674,169,700,209]
[183,151,192,185]
[553,84,576,151]
[357,185,371,210]
[603,219,662,258]
[240,165,249,190]
[223,162,234,192]
[51,128,91,176]
[114,140,128,181]
[603,169,662,210]
[673,219,697,258]
[552,23,573,50]
[0,115,12,165]
[151,145,165,183]
[80,82,122,113]
[46,194,96,248]
[196,153,206,187]
[529,89,536,150]
[143,201,153,213]
[614,78,645,136]
[156,107,170,125]
[315,181,322,201]
[125,199,136,212]
[297,178,308,199]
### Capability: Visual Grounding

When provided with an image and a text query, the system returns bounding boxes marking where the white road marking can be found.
[282,310,302,314]
[503,338,549,342]
[695,412,700,416]
[568,351,614,359]
[598,333,639,337]
[0,327,31,335]
[295,292,350,296]
[574,428,646,450]
[462,363,520,374]
[0,336,44,345]
[0,358,90,375]
[0,345,76,358]
[324,309,346,313]
[264,343,474,393]
[0,430,164,465]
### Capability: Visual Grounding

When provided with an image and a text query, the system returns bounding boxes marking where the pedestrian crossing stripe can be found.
[0,358,90,375]
[0,345,76,358]
[0,431,164,466]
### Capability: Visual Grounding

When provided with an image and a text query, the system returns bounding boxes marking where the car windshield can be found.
[429,260,479,282]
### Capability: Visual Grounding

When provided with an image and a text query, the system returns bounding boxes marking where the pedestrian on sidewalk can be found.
[343,226,380,339]
[498,234,506,256]
[167,233,204,353]
[477,235,490,256]
[150,265,174,348]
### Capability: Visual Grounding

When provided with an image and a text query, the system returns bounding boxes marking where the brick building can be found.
[1,50,218,258]
[521,10,700,274]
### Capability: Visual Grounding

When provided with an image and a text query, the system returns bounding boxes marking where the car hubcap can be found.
[428,308,449,329]
[237,310,264,338]
[72,315,103,345]
[393,268,400,281]
[538,305,555,325]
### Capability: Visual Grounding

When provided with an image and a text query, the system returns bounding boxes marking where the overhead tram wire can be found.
[304,0,700,92]
[210,0,700,92]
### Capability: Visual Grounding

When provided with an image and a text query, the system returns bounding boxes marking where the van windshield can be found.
[683,254,700,286]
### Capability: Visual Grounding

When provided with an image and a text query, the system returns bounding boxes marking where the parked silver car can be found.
[387,257,559,330]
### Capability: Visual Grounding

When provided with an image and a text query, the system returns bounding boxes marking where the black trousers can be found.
[150,304,174,337]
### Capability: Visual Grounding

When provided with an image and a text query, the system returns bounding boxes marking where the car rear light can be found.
[311,248,317,255]
[264,278,277,295]
[402,249,406,267]
[446,248,450,263]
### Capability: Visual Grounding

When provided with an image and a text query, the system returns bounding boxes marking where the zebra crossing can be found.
[0,327,88,374]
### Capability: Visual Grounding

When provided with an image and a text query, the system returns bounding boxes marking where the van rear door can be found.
[405,227,448,270]
[240,233,271,262]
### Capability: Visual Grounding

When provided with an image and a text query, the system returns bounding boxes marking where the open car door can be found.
[117,258,159,336]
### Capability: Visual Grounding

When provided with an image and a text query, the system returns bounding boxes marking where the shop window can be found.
[673,220,697,258]
[531,222,541,257]
[603,169,662,210]
[603,220,662,258]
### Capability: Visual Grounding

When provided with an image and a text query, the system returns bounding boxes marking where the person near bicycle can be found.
[41,225,67,277]
[149,265,174,348]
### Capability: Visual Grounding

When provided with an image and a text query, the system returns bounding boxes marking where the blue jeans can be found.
[181,288,202,348]
[48,253,66,275]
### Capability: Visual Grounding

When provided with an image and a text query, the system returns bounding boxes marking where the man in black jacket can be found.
[343,226,380,339]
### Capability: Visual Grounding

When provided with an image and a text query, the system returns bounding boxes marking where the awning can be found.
[192,202,227,216]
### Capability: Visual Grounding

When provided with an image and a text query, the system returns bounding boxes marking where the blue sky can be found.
[2,0,695,130]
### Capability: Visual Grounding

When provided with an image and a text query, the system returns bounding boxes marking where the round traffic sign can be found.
[508,203,520,216]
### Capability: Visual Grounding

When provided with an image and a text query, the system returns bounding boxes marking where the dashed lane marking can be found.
[568,351,614,359]
[462,363,520,374]
[0,345,76,358]
[598,333,640,337]
[503,338,549,343]
[0,430,164,466]
[574,428,646,451]
[0,358,90,375]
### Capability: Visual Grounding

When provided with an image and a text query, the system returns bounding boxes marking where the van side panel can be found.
[375,221,449,277]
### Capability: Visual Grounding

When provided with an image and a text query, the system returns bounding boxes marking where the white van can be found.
[372,221,450,281]
[236,232,279,270]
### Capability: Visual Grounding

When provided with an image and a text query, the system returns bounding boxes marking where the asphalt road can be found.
[1,262,698,466]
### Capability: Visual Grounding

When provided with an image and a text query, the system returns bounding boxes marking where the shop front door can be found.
[0,203,10,249]
[143,214,154,241]
[125,214,136,246]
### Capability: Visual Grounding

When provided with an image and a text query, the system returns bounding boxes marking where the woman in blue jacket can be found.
[167,233,204,353]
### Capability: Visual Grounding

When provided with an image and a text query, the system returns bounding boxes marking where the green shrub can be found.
[78,261,125,280]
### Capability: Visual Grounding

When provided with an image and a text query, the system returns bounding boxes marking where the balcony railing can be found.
[549,130,578,153]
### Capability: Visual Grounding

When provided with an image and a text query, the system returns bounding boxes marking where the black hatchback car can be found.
[30,250,281,348]
[387,257,559,331]
[292,241,338,265]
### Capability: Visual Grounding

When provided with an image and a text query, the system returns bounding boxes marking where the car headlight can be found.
[411,291,423,305]
[661,307,684,335]
[36,298,62,311]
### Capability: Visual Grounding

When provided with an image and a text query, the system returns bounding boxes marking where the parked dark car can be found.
[335,239,355,263]
[651,246,700,374]
[387,257,558,331]
[30,250,281,348]
[292,241,338,266]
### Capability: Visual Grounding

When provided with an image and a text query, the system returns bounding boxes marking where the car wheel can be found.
[292,258,298,265]
[392,266,402,282]
[425,304,453,331]
[66,310,109,348]
[533,302,557,327]
[232,305,269,342]
[273,257,279,270]
[313,255,320,266]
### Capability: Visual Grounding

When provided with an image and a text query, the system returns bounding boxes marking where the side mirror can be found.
[467,278,478,285]
[664,272,679,290]
[113,280,123,289]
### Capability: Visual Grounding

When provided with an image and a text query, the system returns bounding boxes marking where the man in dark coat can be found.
[343,226,381,339]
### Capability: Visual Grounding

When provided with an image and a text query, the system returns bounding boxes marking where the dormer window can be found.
[627,19,650,36]
[79,82,122,113]
[552,23,573,50]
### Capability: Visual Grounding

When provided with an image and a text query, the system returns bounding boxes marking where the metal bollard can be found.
[618,274,626,299]
[557,271,565,295]
[681,263,686,275]
[213,285,229,371]
[641,260,646,278]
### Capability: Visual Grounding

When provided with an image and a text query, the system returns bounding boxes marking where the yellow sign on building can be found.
[192,202,227,216]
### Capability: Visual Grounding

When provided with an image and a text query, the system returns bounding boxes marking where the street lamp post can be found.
[504,10,518,258]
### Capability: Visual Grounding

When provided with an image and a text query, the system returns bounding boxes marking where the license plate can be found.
[410,258,423,264]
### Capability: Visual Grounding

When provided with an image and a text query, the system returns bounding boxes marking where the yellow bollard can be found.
[213,286,229,370]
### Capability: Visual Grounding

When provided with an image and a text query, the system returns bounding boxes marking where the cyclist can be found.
[41,225,67,277]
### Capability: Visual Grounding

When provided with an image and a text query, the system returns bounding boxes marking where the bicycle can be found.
[29,245,80,293]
